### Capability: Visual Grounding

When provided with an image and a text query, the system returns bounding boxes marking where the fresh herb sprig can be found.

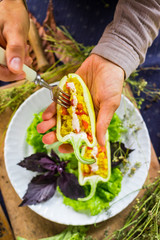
[0,81,36,114]
[105,175,160,240]
[125,71,160,109]
[18,149,85,206]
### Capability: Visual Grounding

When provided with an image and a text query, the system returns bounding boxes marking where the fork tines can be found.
[57,87,70,108]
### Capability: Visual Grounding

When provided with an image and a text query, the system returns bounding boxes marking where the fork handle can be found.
[0,46,37,82]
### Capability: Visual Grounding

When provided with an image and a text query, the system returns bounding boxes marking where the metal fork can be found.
[0,47,70,108]
[35,75,70,108]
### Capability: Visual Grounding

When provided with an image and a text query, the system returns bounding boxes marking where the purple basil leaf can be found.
[57,165,63,174]
[39,157,58,173]
[57,160,69,174]
[19,172,58,206]
[50,149,61,163]
[18,152,50,172]
[57,172,85,200]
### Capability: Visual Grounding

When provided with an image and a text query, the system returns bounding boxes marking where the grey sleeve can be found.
[91,0,160,79]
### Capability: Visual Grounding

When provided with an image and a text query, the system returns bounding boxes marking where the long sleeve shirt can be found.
[92,0,160,79]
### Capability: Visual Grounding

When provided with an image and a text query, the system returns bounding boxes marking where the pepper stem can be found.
[78,180,97,201]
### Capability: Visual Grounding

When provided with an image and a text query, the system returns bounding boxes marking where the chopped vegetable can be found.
[82,120,88,129]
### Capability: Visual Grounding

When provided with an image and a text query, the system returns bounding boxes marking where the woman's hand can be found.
[76,54,124,145]
[0,0,31,81]
[37,54,124,146]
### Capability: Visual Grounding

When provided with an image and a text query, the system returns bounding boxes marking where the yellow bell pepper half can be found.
[78,130,111,201]
[56,73,97,164]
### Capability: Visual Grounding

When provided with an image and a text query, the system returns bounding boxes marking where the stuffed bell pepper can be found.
[78,130,111,201]
[57,73,97,164]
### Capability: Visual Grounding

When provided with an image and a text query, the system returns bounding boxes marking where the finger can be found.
[96,100,119,146]
[58,144,74,153]
[4,28,26,74]
[24,56,33,66]
[42,131,57,145]
[37,117,56,134]
[42,102,57,120]
[24,44,33,66]
[0,65,25,82]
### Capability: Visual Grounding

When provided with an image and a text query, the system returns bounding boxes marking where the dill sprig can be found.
[45,26,94,62]
[0,81,36,114]
[125,71,160,109]
[41,26,94,81]
[105,175,160,240]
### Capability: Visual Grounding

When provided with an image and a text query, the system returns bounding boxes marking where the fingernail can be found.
[10,57,22,72]
[26,57,33,66]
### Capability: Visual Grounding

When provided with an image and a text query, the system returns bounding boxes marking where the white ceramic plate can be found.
[4,84,151,225]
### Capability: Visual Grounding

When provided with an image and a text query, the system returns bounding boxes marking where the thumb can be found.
[5,33,26,74]
[96,100,119,146]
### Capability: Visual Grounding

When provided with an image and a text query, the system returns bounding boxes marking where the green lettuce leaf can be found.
[16,237,28,240]
[26,112,56,153]
[39,226,88,240]
[16,226,88,240]
[60,168,122,216]
[108,113,127,142]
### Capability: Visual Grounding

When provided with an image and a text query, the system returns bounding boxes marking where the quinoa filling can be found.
[60,77,93,143]
[81,145,108,178]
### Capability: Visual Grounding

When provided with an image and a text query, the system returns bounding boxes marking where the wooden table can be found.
[0,82,159,240]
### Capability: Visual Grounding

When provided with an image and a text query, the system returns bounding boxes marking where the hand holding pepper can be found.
[76,54,124,146]
[0,0,31,82]
[37,54,124,147]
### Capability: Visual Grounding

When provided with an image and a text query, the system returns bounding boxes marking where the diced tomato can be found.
[76,110,87,115]
[75,129,80,134]
[83,172,88,176]
[70,99,75,106]
[99,146,106,152]
[62,107,68,115]
[82,120,88,129]
[77,103,83,110]
[87,146,92,150]
[66,82,70,89]
[87,132,93,142]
